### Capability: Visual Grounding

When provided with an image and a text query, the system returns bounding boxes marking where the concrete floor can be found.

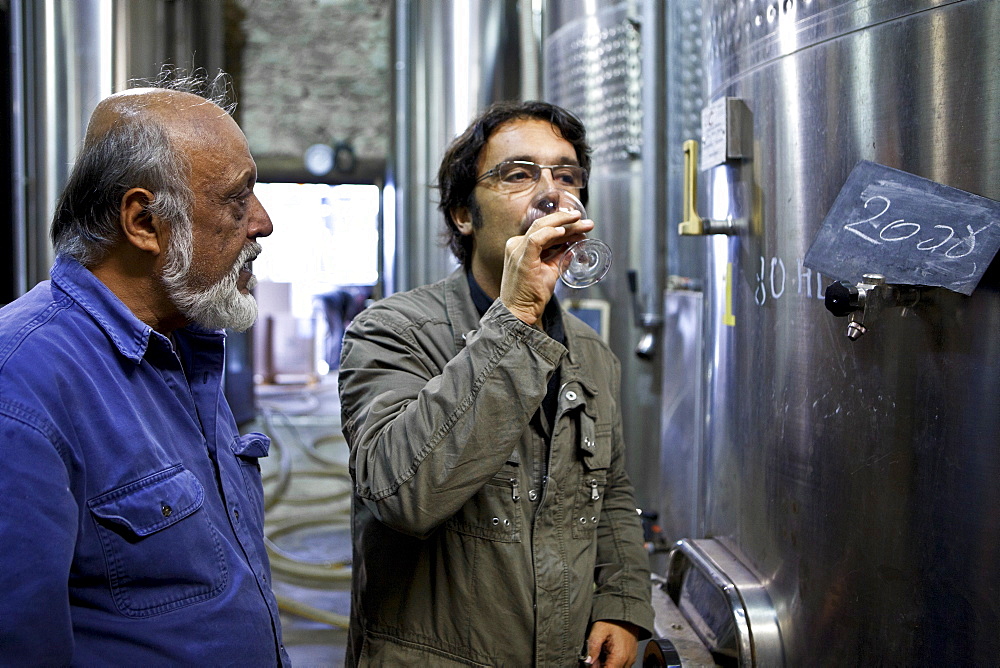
[252,378,352,667]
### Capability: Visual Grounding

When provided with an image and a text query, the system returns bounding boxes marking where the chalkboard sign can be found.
[803,160,1000,295]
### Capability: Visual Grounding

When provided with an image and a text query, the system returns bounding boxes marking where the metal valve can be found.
[627,269,663,360]
[824,280,861,317]
[823,273,920,340]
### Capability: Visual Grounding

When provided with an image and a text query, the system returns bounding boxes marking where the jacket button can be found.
[161,504,172,517]
[579,517,587,524]
[565,390,577,401]
[492,517,500,525]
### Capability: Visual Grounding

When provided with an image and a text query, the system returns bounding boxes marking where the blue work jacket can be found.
[0,256,288,666]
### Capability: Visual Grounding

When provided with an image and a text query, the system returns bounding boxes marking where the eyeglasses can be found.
[475,160,588,191]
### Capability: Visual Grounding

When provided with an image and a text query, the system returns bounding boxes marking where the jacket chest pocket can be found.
[229,432,270,525]
[572,410,610,539]
[444,453,522,543]
[88,465,228,617]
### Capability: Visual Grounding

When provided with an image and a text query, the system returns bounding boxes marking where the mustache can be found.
[236,241,262,292]
[238,241,262,268]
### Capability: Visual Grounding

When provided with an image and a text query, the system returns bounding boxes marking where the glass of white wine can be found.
[525,189,612,288]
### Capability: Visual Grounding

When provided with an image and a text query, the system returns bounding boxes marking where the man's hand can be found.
[583,620,641,668]
[499,209,593,326]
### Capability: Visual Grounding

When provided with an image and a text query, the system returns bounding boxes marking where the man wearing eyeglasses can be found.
[339,101,654,667]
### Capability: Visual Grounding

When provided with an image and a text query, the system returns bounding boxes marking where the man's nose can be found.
[537,166,559,190]
[248,195,273,238]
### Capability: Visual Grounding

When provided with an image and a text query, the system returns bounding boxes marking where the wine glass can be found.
[525,189,612,288]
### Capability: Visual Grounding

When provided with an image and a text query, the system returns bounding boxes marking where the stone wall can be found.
[228,0,390,180]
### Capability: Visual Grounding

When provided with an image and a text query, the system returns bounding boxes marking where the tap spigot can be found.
[824,274,918,340]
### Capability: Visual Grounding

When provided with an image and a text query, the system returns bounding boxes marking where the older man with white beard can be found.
[0,72,289,665]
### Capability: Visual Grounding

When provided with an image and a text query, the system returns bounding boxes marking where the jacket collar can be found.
[50,254,223,364]
[443,268,483,351]
[50,255,158,363]
[464,269,566,346]
[442,267,595,391]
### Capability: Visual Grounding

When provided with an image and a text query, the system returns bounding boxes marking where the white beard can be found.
[161,222,261,332]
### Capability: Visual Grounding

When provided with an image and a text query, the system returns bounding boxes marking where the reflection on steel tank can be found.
[651,0,1000,665]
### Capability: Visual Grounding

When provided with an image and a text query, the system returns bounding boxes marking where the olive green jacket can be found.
[339,269,654,667]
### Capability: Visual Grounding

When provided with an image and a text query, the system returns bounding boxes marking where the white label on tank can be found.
[700,97,729,172]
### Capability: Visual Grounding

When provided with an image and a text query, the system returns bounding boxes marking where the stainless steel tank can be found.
[543,0,666,508]
[658,0,1000,664]
[9,0,226,294]
[390,0,532,294]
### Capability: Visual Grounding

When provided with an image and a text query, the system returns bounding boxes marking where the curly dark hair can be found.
[436,100,592,267]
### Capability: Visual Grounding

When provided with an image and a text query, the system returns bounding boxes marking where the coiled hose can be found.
[258,387,353,630]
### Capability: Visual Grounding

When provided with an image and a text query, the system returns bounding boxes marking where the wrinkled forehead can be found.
[479,118,577,170]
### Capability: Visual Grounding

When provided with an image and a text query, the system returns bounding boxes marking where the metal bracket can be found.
[678,140,736,236]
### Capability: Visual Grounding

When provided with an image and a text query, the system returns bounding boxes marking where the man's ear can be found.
[451,207,474,236]
[120,188,167,255]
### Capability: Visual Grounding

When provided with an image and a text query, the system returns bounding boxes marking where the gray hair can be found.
[50,68,236,266]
